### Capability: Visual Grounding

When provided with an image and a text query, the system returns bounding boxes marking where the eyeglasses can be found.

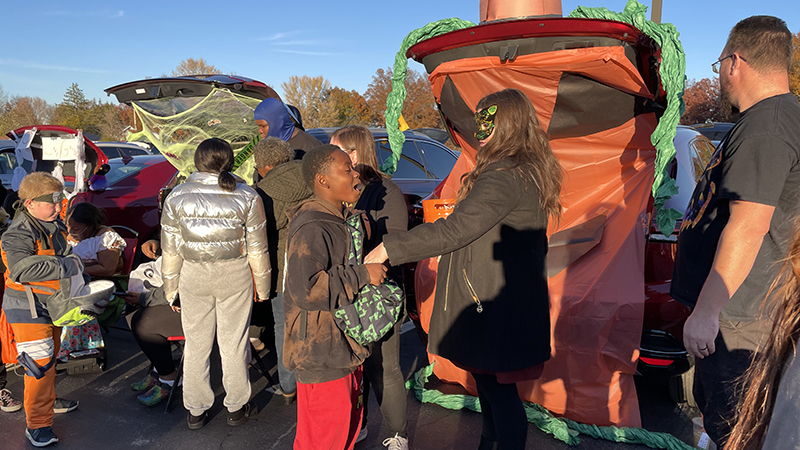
[711,54,747,74]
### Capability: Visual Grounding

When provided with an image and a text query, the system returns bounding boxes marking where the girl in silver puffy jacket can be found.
[160,138,271,429]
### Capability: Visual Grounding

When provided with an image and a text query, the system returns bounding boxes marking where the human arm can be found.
[4,226,83,283]
[159,198,184,305]
[141,239,160,259]
[379,167,521,265]
[683,200,774,358]
[245,193,271,301]
[82,248,121,277]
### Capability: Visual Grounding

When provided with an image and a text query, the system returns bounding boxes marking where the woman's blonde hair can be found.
[728,216,800,449]
[331,125,385,184]
[18,172,63,200]
[457,89,563,222]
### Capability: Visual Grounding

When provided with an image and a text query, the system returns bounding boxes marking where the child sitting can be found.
[0,172,82,447]
[57,202,125,362]
[283,145,387,450]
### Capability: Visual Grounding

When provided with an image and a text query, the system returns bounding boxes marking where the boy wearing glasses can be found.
[0,173,83,447]
[671,15,800,447]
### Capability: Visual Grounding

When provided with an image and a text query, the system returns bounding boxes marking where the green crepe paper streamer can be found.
[569,0,687,235]
[406,363,694,450]
[384,18,476,175]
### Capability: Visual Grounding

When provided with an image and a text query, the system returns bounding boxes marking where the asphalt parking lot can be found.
[0,319,699,450]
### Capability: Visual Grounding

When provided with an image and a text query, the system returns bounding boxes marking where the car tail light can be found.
[639,356,674,367]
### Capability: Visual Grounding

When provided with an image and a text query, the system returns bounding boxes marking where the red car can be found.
[71,155,177,262]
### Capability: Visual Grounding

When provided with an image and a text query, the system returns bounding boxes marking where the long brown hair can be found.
[457,89,562,221]
[727,217,800,449]
[331,125,385,184]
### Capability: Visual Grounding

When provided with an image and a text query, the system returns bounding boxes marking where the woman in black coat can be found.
[367,89,563,450]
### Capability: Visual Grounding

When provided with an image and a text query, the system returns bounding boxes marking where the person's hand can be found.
[122,291,140,307]
[365,263,388,285]
[255,296,268,302]
[142,239,161,259]
[682,308,719,359]
[365,243,389,265]
[171,305,181,313]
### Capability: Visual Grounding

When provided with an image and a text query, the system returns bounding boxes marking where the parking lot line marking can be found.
[401,321,416,335]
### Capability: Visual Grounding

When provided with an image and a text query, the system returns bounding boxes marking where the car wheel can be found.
[668,362,696,407]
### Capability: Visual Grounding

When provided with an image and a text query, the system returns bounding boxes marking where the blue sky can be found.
[1,0,797,106]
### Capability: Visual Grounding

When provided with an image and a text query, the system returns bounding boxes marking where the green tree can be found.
[52,82,90,130]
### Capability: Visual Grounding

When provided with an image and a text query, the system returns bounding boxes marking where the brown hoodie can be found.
[283,198,371,384]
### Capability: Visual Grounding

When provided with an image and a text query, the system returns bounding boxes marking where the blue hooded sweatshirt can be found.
[253,98,295,142]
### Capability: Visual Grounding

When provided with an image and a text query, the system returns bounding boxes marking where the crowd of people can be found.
[0,13,799,450]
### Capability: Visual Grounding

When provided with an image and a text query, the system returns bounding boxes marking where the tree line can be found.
[681,31,800,125]
[0,58,442,141]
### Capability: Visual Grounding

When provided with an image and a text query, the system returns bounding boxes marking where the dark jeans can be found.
[694,319,768,447]
[271,293,296,394]
[362,318,408,437]
[472,372,527,450]
[129,304,184,376]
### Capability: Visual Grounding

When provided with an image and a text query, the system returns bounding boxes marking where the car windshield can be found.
[106,163,148,185]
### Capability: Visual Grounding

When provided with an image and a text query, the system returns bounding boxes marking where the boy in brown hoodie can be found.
[283,145,386,450]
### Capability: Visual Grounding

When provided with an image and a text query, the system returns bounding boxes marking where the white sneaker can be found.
[382,433,408,450]
[355,427,368,444]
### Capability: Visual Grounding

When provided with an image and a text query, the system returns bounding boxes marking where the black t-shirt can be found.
[671,94,800,320]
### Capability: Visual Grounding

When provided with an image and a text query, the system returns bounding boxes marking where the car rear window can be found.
[106,163,147,186]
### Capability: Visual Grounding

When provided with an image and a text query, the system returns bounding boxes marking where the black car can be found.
[306,127,460,209]
[691,122,734,146]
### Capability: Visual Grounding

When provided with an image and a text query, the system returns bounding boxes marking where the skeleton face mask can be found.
[474,105,498,140]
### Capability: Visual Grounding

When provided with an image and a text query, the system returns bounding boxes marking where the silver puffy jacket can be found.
[161,172,271,303]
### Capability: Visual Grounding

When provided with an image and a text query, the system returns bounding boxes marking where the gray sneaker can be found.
[25,427,59,447]
[53,398,78,414]
[0,388,22,412]
[382,433,409,450]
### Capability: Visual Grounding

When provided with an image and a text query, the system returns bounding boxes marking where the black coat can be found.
[383,160,551,372]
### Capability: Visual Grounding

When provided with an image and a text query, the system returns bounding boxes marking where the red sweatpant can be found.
[294,367,363,450]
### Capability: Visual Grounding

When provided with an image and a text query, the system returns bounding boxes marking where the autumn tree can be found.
[317,87,371,127]
[0,96,54,134]
[680,77,731,125]
[790,31,800,102]
[169,58,222,77]
[281,75,331,129]
[364,67,441,129]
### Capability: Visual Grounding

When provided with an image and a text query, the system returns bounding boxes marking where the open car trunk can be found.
[409,17,668,427]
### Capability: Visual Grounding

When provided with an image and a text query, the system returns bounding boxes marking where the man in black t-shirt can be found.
[671,15,800,446]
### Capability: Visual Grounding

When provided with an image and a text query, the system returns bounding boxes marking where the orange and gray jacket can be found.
[1,214,83,324]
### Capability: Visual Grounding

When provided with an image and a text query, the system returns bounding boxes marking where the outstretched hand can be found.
[365,243,389,265]
[365,263,388,285]
[141,239,161,259]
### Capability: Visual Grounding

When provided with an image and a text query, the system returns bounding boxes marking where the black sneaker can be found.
[227,403,256,427]
[25,426,59,447]
[187,411,208,430]
[53,398,78,413]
